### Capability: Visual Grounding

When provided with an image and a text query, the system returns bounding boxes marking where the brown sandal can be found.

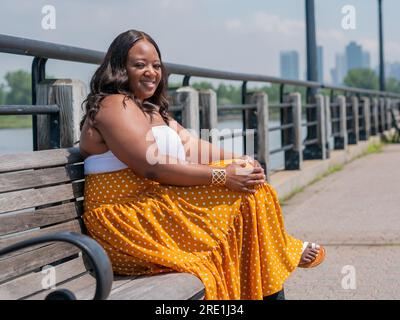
[298,242,326,268]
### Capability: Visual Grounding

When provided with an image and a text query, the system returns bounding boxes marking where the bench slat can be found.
[0,242,80,284]
[0,164,84,193]
[109,272,205,300]
[0,256,87,299]
[0,201,83,236]
[0,220,82,252]
[0,181,84,214]
[26,273,137,300]
[0,147,82,173]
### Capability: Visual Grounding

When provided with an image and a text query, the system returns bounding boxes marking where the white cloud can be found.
[225,11,304,37]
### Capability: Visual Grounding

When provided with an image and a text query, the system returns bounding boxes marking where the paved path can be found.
[282,143,400,299]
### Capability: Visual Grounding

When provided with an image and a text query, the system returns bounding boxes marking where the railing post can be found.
[246,92,270,181]
[172,86,199,135]
[36,79,86,150]
[199,89,218,143]
[199,89,218,130]
[385,97,391,131]
[284,92,303,170]
[302,95,325,160]
[324,95,332,156]
[316,94,327,159]
[348,95,359,144]
[379,97,385,133]
[360,97,370,140]
[371,97,379,136]
[335,95,347,149]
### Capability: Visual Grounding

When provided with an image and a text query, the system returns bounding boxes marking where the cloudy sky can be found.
[0,0,399,87]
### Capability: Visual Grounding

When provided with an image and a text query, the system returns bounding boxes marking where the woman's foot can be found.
[298,242,326,268]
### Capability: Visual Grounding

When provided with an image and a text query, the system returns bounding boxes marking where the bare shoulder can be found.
[94,94,143,125]
[100,94,127,108]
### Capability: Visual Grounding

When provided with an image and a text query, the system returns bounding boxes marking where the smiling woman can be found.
[79,29,325,300]
[79,30,170,133]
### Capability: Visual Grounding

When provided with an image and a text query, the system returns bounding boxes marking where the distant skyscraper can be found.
[280,50,299,80]
[346,41,363,71]
[362,51,371,69]
[388,62,400,80]
[330,53,347,85]
[317,46,324,82]
[331,42,372,85]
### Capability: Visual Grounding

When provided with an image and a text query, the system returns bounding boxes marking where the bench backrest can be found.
[0,147,87,299]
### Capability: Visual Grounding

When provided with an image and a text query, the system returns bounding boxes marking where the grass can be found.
[365,142,383,154]
[0,115,32,129]
[278,141,385,205]
[278,165,343,205]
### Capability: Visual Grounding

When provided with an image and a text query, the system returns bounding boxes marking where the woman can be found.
[79,29,325,300]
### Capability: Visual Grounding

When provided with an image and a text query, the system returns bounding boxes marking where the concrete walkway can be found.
[282,143,400,299]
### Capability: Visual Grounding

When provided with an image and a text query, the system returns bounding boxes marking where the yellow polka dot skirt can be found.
[82,160,303,300]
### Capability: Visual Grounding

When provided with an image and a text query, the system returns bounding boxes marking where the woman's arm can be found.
[92,94,265,191]
[92,94,217,186]
[169,119,242,164]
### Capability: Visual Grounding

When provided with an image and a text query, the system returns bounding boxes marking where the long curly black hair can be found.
[80,29,169,130]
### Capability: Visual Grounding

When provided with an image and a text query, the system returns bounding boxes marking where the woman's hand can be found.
[236,155,262,169]
[224,162,266,193]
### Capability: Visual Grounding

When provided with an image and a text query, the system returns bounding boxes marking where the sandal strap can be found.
[302,241,320,253]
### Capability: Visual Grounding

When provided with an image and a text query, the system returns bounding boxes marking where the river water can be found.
[0,119,289,171]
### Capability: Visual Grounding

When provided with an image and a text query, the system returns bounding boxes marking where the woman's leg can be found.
[263,288,285,300]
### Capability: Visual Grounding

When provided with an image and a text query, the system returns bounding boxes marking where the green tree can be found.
[216,83,241,105]
[386,77,400,94]
[343,68,378,90]
[4,70,32,105]
[191,81,215,91]
[0,83,6,105]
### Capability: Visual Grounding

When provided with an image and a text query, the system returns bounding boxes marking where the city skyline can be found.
[279,40,400,85]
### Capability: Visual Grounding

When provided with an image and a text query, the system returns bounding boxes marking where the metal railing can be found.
[1,34,400,170]
[0,104,60,148]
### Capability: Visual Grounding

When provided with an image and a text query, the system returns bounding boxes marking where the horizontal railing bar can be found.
[218,130,256,139]
[301,121,318,127]
[2,34,400,98]
[168,106,183,112]
[304,104,317,109]
[269,144,294,155]
[218,104,256,111]
[269,124,293,132]
[269,103,292,108]
[0,104,59,115]
[303,138,318,146]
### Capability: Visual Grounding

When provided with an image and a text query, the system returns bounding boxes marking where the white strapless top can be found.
[84,125,186,175]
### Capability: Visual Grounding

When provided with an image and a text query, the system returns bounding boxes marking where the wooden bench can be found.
[0,148,205,300]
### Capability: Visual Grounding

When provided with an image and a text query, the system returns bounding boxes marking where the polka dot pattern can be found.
[83,160,303,300]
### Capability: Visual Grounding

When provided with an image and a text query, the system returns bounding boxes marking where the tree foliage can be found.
[343,68,379,90]
[3,70,32,104]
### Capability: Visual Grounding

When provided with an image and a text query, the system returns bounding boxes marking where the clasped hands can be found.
[224,155,266,193]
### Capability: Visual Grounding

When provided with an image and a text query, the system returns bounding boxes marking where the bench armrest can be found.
[0,231,113,300]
